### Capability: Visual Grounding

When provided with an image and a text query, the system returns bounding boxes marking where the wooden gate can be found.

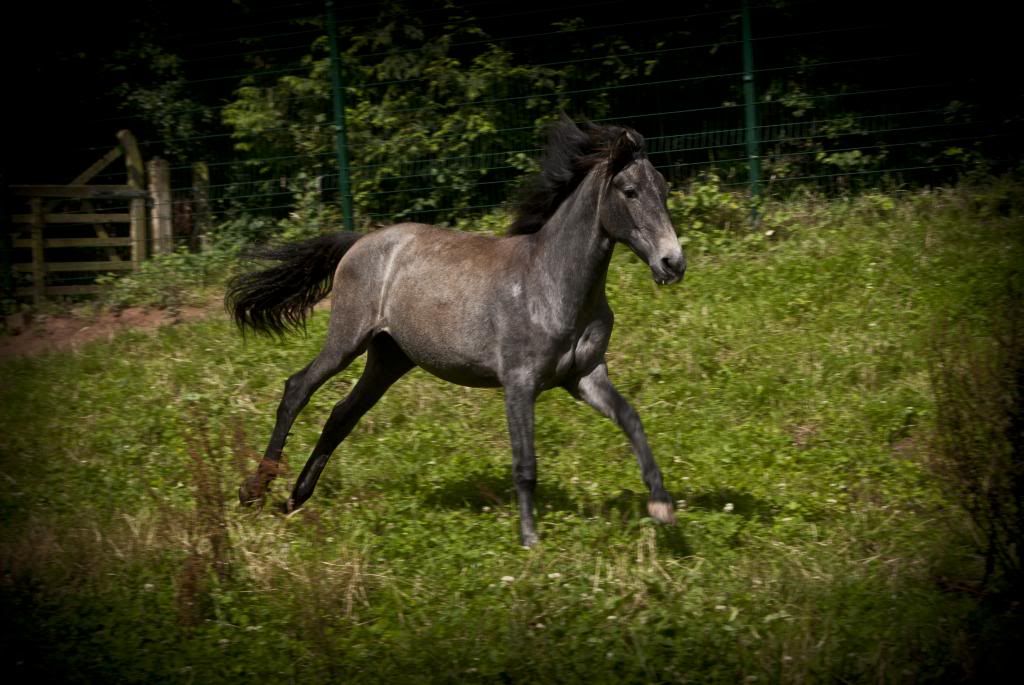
[5,130,150,304]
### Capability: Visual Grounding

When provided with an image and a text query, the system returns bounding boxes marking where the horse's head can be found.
[598,129,686,285]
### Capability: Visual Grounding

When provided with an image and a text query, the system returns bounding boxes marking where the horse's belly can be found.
[415,358,502,388]
[386,327,501,388]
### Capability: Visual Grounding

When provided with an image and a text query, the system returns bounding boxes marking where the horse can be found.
[227,117,686,547]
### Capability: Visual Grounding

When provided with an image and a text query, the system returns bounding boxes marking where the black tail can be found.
[225,232,362,336]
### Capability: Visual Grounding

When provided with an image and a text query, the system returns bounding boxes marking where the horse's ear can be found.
[608,130,636,175]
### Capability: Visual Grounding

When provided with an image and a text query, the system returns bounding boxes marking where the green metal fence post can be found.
[326,0,355,231]
[741,0,762,224]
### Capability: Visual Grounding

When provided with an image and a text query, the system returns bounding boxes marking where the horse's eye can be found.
[623,187,638,199]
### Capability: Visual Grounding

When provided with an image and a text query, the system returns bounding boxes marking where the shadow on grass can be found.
[599,488,693,556]
[421,476,693,555]
[420,469,576,513]
[421,472,656,517]
[685,487,776,523]
[656,523,694,557]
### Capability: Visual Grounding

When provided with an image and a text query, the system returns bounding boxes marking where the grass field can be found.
[1,180,1021,683]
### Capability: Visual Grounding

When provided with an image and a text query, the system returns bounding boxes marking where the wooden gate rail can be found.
[5,130,149,303]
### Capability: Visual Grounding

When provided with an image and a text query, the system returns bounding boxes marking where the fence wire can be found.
[6,0,1019,293]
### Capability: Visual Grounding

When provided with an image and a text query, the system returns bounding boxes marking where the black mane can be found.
[507,117,645,235]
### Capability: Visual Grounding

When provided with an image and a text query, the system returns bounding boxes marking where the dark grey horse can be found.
[227,117,686,547]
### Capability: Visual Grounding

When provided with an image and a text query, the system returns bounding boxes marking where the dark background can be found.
[3,1,1019,188]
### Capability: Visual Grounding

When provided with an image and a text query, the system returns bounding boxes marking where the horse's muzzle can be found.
[651,252,686,285]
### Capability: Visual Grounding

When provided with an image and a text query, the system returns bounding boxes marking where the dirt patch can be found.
[0,304,216,359]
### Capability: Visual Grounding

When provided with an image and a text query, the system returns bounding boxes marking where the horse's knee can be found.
[513,473,536,491]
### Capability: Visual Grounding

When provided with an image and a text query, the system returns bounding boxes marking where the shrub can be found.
[96,248,233,312]
[930,286,1023,593]
[668,172,752,235]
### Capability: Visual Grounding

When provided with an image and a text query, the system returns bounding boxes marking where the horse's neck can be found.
[532,171,613,312]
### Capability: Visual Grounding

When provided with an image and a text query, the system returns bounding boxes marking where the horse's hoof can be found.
[238,478,264,506]
[277,498,297,515]
[647,500,676,524]
[521,532,540,549]
[239,459,282,506]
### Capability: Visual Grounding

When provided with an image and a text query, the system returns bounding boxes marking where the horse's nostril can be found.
[661,254,686,276]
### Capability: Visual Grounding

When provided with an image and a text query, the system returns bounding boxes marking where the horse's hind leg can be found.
[285,333,413,512]
[239,323,369,506]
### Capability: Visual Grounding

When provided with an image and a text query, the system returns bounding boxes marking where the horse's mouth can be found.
[652,269,685,286]
[648,251,686,286]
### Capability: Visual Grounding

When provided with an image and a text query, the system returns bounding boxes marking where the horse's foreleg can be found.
[504,382,540,547]
[568,362,675,524]
[239,347,357,506]
[286,334,413,512]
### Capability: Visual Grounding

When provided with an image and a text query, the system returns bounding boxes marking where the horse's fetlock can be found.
[521,531,540,548]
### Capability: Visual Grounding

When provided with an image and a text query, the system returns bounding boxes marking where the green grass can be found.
[1,180,1021,683]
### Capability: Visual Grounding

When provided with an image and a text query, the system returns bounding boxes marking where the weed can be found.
[95,247,234,312]
[929,285,1024,592]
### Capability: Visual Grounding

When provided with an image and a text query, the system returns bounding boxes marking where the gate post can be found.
[118,130,147,270]
[148,157,172,254]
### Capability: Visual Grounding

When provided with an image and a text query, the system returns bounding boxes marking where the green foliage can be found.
[219,1,655,226]
[760,75,886,184]
[107,40,214,164]
[96,248,233,311]
[222,54,332,163]
[1,181,1022,681]
[342,37,560,224]
[203,172,347,250]
[210,214,281,252]
[452,206,515,233]
[669,172,752,235]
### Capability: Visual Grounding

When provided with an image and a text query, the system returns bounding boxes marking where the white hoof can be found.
[647,500,676,524]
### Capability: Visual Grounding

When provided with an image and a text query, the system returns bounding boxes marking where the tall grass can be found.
[1,179,1021,682]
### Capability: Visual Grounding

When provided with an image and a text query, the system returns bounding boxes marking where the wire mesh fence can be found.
[5,0,1019,295]
[73,1,1020,222]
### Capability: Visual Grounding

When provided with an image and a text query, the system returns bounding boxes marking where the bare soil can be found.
[0,304,215,359]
